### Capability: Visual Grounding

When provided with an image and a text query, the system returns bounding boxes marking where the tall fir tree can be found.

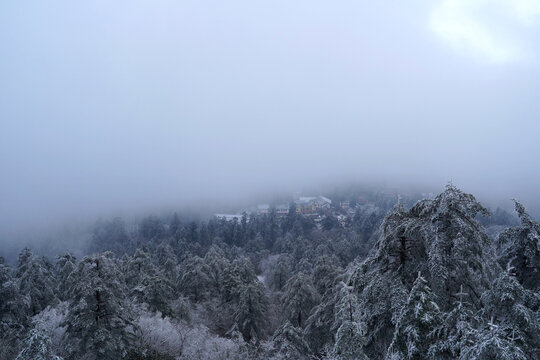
[332,282,368,360]
[428,285,479,359]
[154,242,178,282]
[15,329,63,360]
[497,200,540,290]
[132,272,175,317]
[270,321,311,360]
[16,249,58,316]
[386,273,442,360]
[178,255,213,302]
[63,252,135,360]
[460,318,527,360]
[268,255,292,292]
[0,258,28,359]
[56,253,76,301]
[480,270,540,358]
[281,272,319,328]
[125,248,156,289]
[233,281,269,343]
[351,185,496,358]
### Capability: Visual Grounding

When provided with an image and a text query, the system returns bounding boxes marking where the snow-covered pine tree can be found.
[0,257,26,326]
[133,272,175,317]
[281,272,319,328]
[497,200,540,290]
[385,273,442,360]
[333,321,368,360]
[233,281,269,343]
[268,255,292,292]
[353,262,409,357]
[312,255,341,296]
[333,282,362,328]
[16,249,58,316]
[63,252,135,360]
[154,242,179,281]
[177,255,213,302]
[351,185,496,358]
[332,282,368,360]
[380,184,494,307]
[220,256,257,303]
[204,245,230,294]
[270,321,311,360]
[125,248,156,289]
[460,317,527,360]
[304,278,343,354]
[480,270,540,358]
[0,258,28,359]
[56,253,76,301]
[221,262,245,304]
[16,247,33,278]
[231,256,258,284]
[15,329,63,360]
[125,247,176,316]
[428,285,479,359]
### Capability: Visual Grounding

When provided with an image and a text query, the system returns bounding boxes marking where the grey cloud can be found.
[1,0,539,234]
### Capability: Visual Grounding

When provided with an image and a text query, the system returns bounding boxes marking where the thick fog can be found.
[1,0,540,235]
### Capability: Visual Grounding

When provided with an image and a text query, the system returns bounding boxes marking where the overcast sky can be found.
[1,0,540,231]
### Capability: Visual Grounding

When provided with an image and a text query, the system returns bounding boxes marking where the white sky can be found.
[1,0,539,231]
[431,0,540,63]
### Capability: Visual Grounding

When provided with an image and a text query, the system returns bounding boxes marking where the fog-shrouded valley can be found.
[2,1,540,359]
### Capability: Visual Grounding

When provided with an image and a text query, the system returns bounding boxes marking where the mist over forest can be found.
[2,1,540,359]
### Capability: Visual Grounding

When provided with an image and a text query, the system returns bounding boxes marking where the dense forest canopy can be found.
[1,184,539,360]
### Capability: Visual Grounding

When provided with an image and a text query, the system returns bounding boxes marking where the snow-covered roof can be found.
[295,197,316,205]
[295,196,332,205]
[318,196,332,204]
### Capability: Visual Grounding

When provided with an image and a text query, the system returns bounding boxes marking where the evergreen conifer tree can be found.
[233,282,268,342]
[332,282,368,360]
[16,249,58,316]
[281,272,319,328]
[56,253,76,301]
[15,329,63,360]
[63,252,135,360]
[480,270,540,358]
[0,259,28,359]
[271,321,311,360]
[386,273,442,359]
[497,200,540,290]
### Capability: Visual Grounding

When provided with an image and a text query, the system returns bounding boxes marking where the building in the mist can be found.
[214,214,244,222]
[295,196,332,214]
[254,196,332,217]
[257,204,270,215]
[275,204,290,217]
[340,200,351,210]
[255,203,290,217]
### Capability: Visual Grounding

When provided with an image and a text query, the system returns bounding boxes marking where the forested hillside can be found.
[1,185,539,360]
